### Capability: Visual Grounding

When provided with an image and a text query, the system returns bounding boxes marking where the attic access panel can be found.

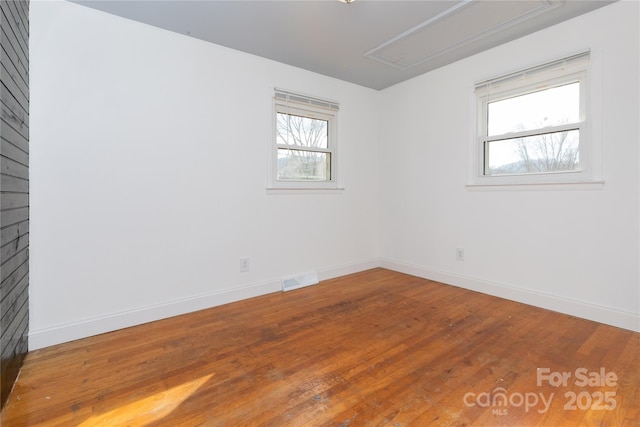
[365,0,562,71]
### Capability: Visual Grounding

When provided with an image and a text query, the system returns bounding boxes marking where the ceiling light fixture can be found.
[339,0,356,4]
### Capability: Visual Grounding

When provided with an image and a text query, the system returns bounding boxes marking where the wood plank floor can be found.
[2,268,639,426]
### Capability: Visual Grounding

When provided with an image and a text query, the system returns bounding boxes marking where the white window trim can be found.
[467,50,604,190]
[267,88,343,192]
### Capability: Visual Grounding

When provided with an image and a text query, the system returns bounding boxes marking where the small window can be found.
[270,89,339,189]
[485,82,581,175]
[471,51,601,187]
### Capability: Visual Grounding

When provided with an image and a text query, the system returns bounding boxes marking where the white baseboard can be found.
[29,257,637,350]
[28,259,381,350]
[380,258,640,333]
[317,258,381,281]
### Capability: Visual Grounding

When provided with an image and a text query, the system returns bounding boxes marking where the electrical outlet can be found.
[240,257,250,272]
[456,248,465,261]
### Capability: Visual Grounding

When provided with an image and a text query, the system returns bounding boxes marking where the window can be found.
[270,89,339,189]
[470,51,602,187]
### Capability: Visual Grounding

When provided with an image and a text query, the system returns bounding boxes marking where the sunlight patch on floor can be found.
[78,373,214,426]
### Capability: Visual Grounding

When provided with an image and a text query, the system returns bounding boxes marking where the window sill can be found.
[266,187,346,195]
[466,180,605,191]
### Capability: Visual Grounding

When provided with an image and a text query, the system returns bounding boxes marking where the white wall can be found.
[29,1,380,348]
[379,0,639,331]
[30,1,639,349]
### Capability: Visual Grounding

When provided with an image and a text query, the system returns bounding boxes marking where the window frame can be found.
[468,51,603,189]
[268,89,340,190]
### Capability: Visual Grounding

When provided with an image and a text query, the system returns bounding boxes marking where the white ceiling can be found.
[72,0,615,90]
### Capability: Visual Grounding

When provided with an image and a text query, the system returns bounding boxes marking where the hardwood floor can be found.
[2,268,639,426]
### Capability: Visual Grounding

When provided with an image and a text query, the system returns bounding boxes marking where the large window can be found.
[471,51,602,187]
[270,89,339,189]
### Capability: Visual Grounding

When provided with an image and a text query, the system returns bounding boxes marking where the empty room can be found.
[1,0,639,425]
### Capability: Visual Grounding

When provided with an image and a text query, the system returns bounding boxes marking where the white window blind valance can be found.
[475,50,591,94]
[274,88,339,112]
